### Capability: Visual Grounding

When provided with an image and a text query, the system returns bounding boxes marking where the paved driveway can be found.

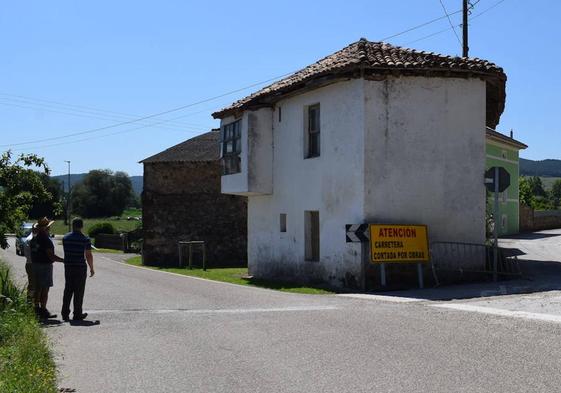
[2,236,561,393]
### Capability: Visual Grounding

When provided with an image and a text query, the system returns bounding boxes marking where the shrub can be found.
[88,222,116,238]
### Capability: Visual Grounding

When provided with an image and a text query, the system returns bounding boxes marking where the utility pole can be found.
[64,160,71,232]
[462,0,469,57]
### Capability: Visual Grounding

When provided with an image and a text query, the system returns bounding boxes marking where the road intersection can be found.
[2,231,561,393]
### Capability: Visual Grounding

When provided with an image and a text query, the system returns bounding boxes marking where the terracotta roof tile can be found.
[213,39,506,127]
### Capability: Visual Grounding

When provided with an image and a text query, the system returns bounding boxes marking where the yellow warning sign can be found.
[369,224,429,263]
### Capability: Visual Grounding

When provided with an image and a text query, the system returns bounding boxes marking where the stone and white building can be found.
[213,39,507,289]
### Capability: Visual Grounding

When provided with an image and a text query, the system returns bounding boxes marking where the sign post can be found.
[493,167,499,282]
[485,166,510,282]
[369,224,430,288]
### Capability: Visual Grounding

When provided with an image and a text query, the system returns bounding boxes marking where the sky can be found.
[0,0,559,176]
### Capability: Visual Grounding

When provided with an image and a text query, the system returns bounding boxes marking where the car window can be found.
[19,224,33,238]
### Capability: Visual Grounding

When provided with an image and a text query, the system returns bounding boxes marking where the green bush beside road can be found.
[88,222,116,238]
[0,261,57,393]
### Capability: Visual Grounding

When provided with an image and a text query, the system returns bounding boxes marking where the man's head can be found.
[36,217,54,233]
[72,217,84,232]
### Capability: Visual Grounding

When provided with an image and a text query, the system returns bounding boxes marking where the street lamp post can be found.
[64,160,71,233]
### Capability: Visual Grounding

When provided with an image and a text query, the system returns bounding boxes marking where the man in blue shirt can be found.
[61,217,95,321]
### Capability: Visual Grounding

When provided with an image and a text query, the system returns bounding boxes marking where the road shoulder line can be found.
[337,293,424,303]
[431,303,561,324]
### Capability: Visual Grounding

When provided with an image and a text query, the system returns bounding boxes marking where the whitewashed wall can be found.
[363,77,487,269]
[221,76,488,286]
[247,79,366,287]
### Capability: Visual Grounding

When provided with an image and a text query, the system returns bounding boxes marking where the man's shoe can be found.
[62,314,70,322]
[42,309,57,319]
[73,313,88,321]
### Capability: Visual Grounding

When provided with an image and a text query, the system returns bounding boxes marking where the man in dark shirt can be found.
[30,217,64,319]
[61,217,95,321]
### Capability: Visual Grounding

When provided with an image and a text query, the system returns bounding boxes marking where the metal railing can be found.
[430,241,521,285]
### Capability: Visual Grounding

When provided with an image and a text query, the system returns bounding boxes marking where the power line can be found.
[469,0,505,18]
[379,8,463,42]
[0,93,210,130]
[439,0,462,45]
[0,100,209,132]
[0,71,294,148]
[12,102,228,152]
[3,2,505,151]
[405,0,507,46]
[406,24,461,45]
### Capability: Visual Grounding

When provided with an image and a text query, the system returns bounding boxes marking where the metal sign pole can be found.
[380,263,386,287]
[361,241,367,291]
[493,167,499,282]
[417,263,424,289]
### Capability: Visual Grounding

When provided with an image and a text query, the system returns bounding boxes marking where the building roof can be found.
[140,130,220,164]
[213,38,506,128]
[486,127,527,150]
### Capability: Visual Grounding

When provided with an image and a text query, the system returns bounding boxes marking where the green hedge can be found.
[88,222,116,238]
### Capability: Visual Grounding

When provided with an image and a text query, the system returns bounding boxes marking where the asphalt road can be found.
[2,237,561,393]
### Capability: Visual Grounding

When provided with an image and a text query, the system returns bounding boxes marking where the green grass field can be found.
[540,177,561,191]
[50,208,141,235]
[126,256,334,295]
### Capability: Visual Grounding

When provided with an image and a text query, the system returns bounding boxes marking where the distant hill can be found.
[520,158,561,177]
[52,173,143,195]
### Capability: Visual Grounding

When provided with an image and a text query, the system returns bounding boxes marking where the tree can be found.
[72,169,133,218]
[551,179,561,208]
[0,151,52,249]
[27,173,63,219]
[527,176,546,198]
[519,177,534,207]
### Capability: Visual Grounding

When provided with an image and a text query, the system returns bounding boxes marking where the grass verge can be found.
[0,261,57,393]
[92,247,123,254]
[126,256,334,295]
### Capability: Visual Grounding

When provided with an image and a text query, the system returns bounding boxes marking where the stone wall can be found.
[520,205,561,232]
[142,161,247,267]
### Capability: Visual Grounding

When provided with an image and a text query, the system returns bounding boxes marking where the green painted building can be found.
[485,128,527,236]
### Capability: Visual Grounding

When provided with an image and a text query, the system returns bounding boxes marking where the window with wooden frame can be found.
[280,213,287,233]
[305,210,320,261]
[221,120,241,175]
[306,104,320,158]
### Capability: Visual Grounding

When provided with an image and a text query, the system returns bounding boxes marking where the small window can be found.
[306,104,320,158]
[221,120,241,175]
[280,214,287,232]
[278,106,282,122]
[501,150,507,159]
[305,211,320,261]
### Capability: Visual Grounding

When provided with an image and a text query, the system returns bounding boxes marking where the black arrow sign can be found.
[345,224,369,243]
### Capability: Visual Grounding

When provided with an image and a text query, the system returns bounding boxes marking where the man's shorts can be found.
[32,263,53,289]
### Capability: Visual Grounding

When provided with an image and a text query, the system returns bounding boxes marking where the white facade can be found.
[220,76,487,288]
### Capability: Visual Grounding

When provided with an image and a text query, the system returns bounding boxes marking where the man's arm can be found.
[85,250,95,277]
[46,248,64,263]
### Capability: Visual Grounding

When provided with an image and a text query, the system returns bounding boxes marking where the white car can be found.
[15,222,34,256]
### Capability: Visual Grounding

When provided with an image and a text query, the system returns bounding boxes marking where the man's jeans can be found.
[62,265,87,318]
